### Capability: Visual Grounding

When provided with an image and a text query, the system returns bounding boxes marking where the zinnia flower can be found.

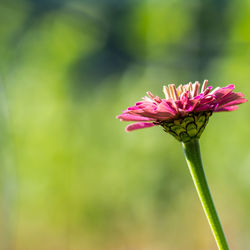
[117,80,247,142]
[116,80,247,249]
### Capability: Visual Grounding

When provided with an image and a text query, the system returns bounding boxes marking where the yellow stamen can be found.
[201,80,208,92]
[177,84,183,96]
[147,91,155,99]
[163,86,170,99]
[193,81,200,97]
[183,85,188,93]
[169,84,178,100]
[188,82,193,92]
[168,84,174,99]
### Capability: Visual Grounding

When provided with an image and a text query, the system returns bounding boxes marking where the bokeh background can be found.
[0,0,249,249]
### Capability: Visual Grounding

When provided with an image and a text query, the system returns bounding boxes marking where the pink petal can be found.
[153,96,162,103]
[217,98,247,108]
[215,106,239,112]
[125,122,156,132]
[194,105,214,112]
[127,106,141,111]
[217,92,245,105]
[157,101,177,116]
[116,113,155,122]
[212,84,235,99]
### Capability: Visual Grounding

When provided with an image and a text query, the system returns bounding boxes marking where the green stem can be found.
[182,139,229,250]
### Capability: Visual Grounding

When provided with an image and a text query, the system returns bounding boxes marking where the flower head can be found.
[117,80,247,142]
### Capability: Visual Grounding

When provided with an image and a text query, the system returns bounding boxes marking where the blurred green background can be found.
[0,0,249,249]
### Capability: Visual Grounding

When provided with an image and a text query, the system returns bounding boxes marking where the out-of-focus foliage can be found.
[0,0,249,249]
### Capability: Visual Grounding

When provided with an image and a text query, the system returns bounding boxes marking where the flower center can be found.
[157,111,212,142]
[163,80,208,100]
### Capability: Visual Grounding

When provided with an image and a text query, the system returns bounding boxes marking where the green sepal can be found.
[159,111,212,142]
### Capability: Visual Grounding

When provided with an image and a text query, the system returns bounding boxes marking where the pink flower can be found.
[117,80,247,138]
